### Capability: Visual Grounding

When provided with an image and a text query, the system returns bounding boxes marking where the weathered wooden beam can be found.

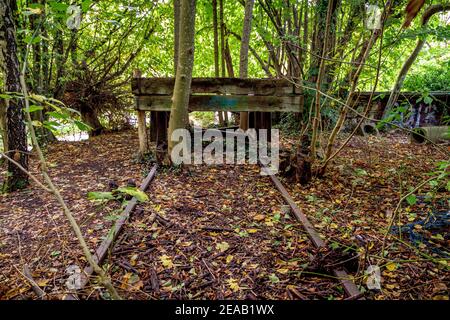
[132,77,297,96]
[135,95,302,112]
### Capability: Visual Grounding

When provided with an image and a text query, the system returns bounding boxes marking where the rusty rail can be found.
[64,165,158,300]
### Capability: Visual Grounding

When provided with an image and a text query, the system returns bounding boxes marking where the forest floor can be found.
[0,129,448,300]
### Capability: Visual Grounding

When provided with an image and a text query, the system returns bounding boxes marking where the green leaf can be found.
[268,274,280,283]
[74,120,92,131]
[330,242,340,250]
[104,215,121,221]
[429,180,438,188]
[82,0,92,12]
[273,212,281,221]
[24,35,42,44]
[216,241,230,252]
[28,3,44,9]
[87,191,115,201]
[50,250,61,257]
[31,120,42,127]
[27,105,44,113]
[355,168,368,176]
[49,1,69,12]
[406,194,417,206]
[47,111,69,120]
[423,96,433,105]
[43,120,60,131]
[117,187,149,202]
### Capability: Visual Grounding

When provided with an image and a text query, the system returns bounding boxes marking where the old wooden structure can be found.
[350,91,449,122]
[131,77,303,154]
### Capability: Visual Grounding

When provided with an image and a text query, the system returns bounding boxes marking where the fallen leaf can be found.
[216,241,230,252]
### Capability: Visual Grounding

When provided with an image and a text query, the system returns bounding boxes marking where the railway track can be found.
[68,129,363,300]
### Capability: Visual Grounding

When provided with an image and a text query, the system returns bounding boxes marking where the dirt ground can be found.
[0,130,448,300]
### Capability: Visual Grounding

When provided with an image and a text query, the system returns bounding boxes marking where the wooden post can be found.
[134,69,149,155]
[150,111,157,142]
[137,110,149,155]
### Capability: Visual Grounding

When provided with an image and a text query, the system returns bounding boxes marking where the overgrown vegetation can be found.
[0,0,448,302]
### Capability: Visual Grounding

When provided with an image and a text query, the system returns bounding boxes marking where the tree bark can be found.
[239,0,255,131]
[167,0,196,156]
[0,3,7,151]
[0,0,29,191]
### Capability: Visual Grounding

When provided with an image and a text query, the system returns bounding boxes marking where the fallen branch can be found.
[18,265,46,299]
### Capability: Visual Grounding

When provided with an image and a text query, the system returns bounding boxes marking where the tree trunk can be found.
[30,1,56,145]
[0,0,29,191]
[81,105,104,137]
[219,0,228,124]
[0,98,6,152]
[174,0,181,74]
[53,23,65,100]
[385,4,450,113]
[239,0,255,131]
[213,0,225,126]
[167,0,196,156]
[0,5,7,152]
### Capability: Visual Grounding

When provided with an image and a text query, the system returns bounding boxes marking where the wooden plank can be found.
[132,77,296,96]
[135,95,302,112]
[64,165,158,300]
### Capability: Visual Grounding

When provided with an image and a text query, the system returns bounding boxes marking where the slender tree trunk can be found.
[239,0,255,131]
[30,2,51,144]
[319,2,393,175]
[174,0,181,75]
[0,98,6,152]
[213,0,225,126]
[224,38,235,77]
[0,0,29,191]
[385,4,450,113]
[219,0,226,77]
[53,23,65,100]
[0,2,7,151]
[310,0,334,160]
[168,0,196,156]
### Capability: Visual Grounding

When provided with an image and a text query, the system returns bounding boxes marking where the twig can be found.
[288,286,309,300]
[14,265,46,299]
[201,226,233,232]
[202,258,217,281]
